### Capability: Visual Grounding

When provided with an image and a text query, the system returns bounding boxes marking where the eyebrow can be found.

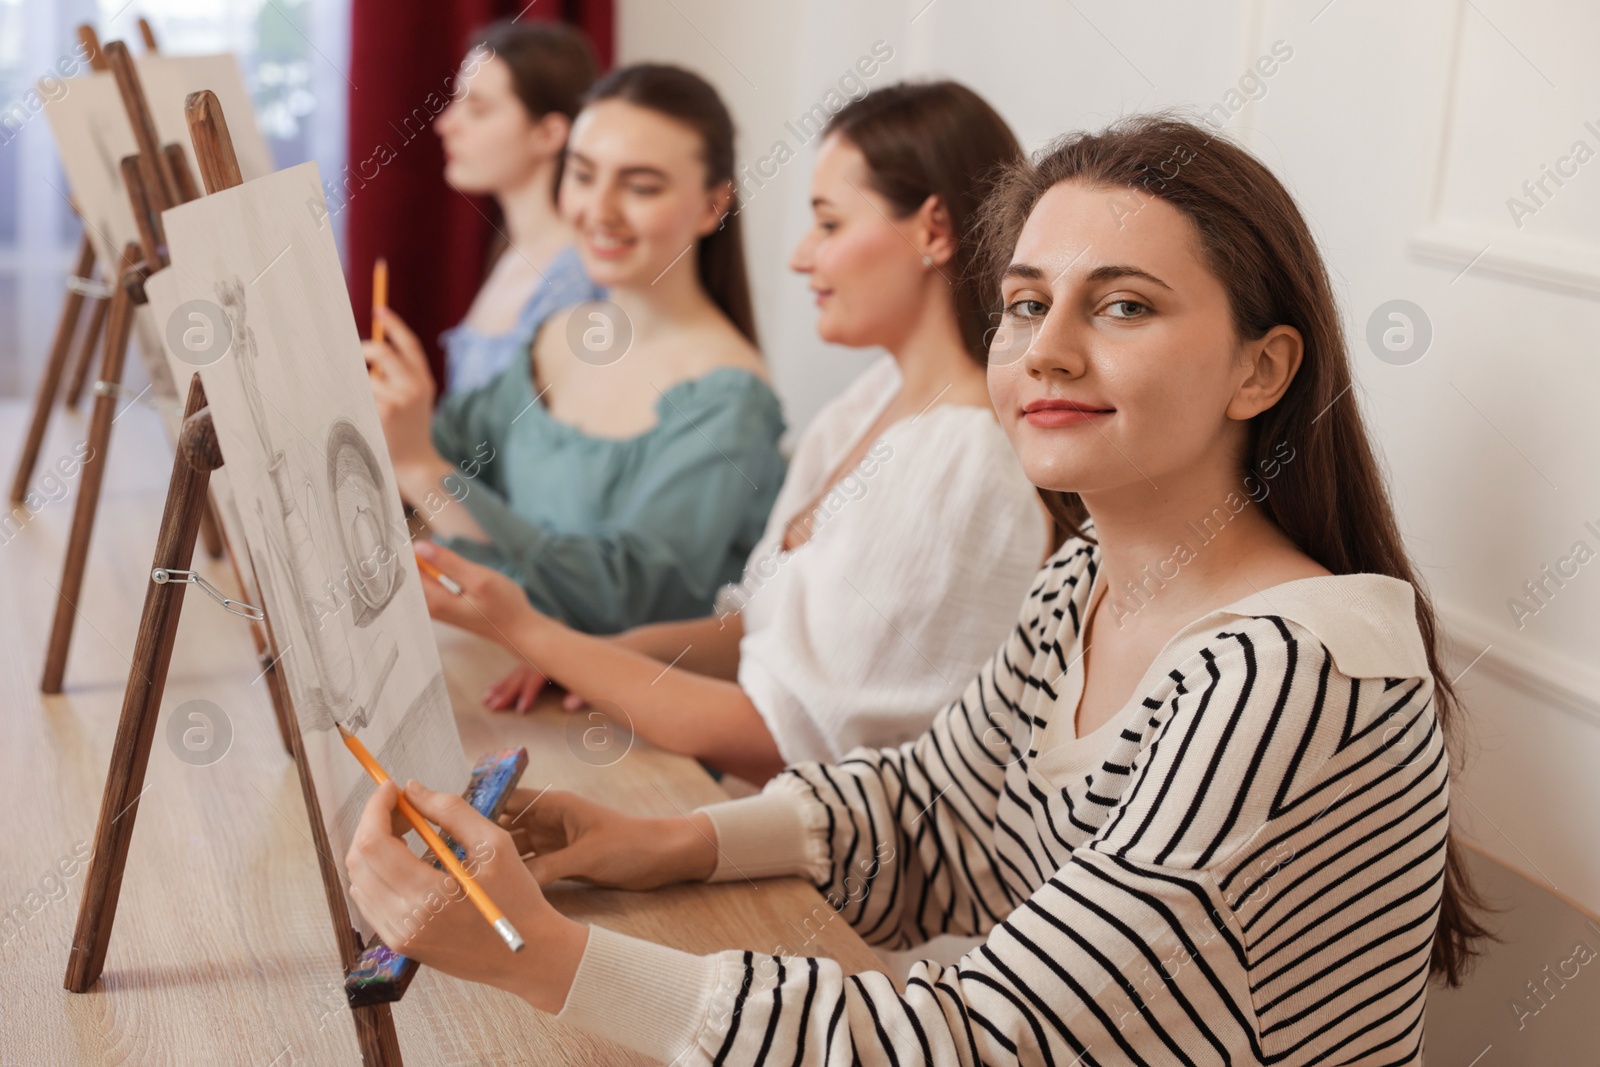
[1002,261,1173,291]
[567,152,669,181]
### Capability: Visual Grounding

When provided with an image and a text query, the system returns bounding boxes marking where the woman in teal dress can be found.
[365,64,786,633]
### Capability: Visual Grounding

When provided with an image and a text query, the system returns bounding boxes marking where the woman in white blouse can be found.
[466,80,1053,782]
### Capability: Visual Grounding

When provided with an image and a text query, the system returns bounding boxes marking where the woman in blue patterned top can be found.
[366,64,786,634]
[433,20,605,394]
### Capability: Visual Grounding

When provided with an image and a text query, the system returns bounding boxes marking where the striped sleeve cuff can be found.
[693,788,831,884]
[555,923,722,1063]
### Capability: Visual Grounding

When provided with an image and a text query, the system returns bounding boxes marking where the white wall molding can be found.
[1437,599,1600,732]
[1408,0,1600,297]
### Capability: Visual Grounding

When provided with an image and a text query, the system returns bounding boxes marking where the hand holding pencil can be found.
[345,770,595,1014]
[360,272,443,477]
[338,723,523,951]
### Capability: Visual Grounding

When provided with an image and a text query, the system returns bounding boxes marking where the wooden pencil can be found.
[371,257,388,344]
[336,723,524,952]
[413,548,463,595]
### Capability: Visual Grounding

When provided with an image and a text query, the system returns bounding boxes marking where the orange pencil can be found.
[371,257,388,344]
[414,548,463,595]
[337,723,524,952]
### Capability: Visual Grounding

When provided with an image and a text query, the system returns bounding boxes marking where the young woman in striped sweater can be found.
[346,113,1487,1065]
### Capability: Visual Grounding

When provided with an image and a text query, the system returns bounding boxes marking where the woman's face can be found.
[988,179,1292,499]
[435,57,560,195]
[558,99,731,290]
[790,133,939,349]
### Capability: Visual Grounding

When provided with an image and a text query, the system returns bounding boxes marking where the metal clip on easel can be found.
[150,567,264,621]
[65,274,117,300]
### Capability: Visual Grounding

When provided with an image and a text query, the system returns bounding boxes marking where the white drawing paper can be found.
[41,54,273,433]
[142,266,256,604]
[160,162,470,929]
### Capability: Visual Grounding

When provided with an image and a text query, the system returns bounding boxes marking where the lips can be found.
[1022,397,1114,428]
[585,232,636,259]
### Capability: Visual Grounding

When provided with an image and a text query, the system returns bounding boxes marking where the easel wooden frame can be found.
[63,88,510,1067]
[39,38,234,695]
[9,25,112,503]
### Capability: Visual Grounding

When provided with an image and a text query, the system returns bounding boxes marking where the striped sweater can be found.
[555,533,1450,1065]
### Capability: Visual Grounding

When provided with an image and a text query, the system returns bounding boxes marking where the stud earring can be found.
[922,255,933,266]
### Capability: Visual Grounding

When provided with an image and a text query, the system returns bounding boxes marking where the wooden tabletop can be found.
[0,399,885,1065]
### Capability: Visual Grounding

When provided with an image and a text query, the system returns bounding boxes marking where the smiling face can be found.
[988,179,1297,500]
[434,57,562,195]
[789,133,941,349]
[557,99,731,290]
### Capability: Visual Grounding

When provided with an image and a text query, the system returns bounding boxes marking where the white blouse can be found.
[715,355,1049,765]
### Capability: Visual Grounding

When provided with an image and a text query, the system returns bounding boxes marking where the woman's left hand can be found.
[345,778,590,1014]
[366,306,443,473]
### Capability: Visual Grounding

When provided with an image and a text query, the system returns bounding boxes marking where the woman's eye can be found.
[629,184,664,197]
[1105,299,1148,318]
[818,220,838,234]
[1004,298,1048,319]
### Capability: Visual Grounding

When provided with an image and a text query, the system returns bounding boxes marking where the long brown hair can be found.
[823,80,1022,365]
[467,19,599,201]
[976,111,1490,986]
[581,64,758,347]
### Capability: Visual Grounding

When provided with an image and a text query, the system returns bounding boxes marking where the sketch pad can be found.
[159,161,472,933]
[144,267,254,596]
[42,54,274,440]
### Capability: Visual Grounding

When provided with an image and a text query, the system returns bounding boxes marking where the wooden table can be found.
[0,399,885,1065]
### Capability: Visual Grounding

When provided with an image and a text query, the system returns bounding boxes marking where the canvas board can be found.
[40,54,274,431]
[142,266,257,606]
[159,161,470,929]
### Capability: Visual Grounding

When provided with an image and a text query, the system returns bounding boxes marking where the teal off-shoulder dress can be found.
[429,343,787,634]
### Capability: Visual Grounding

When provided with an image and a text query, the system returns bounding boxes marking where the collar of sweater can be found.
[1074,519,1431,682]
[1201,572,1430,680]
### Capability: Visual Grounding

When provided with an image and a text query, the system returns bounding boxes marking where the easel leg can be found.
[353,1004,404,1064]
[256,609,404,1065]
[64,376,217,992]
[41,249,141,695]
[10,236,95,505]
[63,293,109,410]
[254,628,296,756]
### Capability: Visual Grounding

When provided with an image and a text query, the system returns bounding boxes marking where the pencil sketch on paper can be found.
[160,161,469,929]
[217,274,404,734]
[142,267,260,615]
[326,418,406,626]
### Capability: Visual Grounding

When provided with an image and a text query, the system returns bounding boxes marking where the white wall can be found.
[616,0,1600,918]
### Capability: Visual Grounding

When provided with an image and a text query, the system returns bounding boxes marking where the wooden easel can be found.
[9,26,111,503]
[10,19,171,492]
[40,39,233,695]
[66,19,159,404]
[63,89,534,1067]
[65,91,406,1066]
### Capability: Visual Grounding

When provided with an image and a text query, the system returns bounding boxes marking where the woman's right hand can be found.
[415,540,542,646]
[501,787,719,890]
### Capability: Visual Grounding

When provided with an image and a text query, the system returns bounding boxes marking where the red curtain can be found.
[344,0,614,382]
